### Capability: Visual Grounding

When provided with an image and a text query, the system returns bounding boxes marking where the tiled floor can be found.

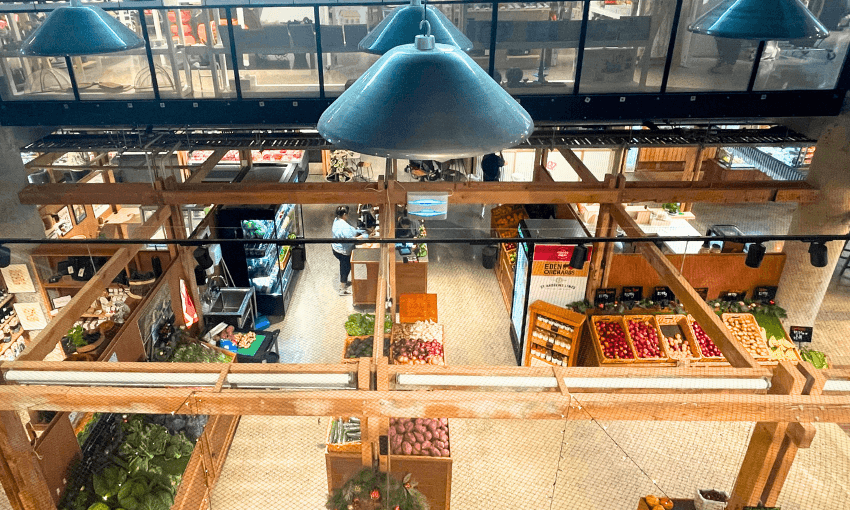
[209,202,850,509]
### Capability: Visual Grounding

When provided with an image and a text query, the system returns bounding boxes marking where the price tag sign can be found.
[594,288,617,306]
[789,326,813,343]
[653,286,674,302]
[722,290,747,302]
[754,286,778,304]
[621,286,642,302]
[695,288,709,300]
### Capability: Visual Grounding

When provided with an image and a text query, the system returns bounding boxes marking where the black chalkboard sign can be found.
[653,286,674,302]
[789,326,813,343]
[594,288,617,306]
[722,290,747,302]
[753,286,778,304]
[695,288,709,300]
[621,286,642,302]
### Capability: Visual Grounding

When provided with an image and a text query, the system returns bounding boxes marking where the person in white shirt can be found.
[331,206,366,296]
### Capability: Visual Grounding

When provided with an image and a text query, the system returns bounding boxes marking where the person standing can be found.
[331,206,366,296]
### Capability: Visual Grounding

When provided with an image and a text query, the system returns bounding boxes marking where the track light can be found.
[0,245,9,268]
[809,241,828,268]
[745,242,766,268]
[193,247,213,270]
[570,244,588,270]
[194,265,207,286]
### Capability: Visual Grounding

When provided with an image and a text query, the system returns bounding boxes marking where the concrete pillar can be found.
[775,119,850,326]
[0,127,50,243]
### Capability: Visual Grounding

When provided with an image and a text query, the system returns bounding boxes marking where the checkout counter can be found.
[350,244,428,306]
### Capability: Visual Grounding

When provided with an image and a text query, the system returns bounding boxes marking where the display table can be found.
[399,293,438,323]
[351,247,428,306]
[214,328,278,363]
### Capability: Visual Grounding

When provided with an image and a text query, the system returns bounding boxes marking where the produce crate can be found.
[589,315,636,364]
[623,315,669,362]
[686,315,726,362]
[655,315,701,361]
[326,417,362,454]
[388,418,451,458]
[721,313,772,360]
[489,204,528,238]
[342,334,391,362]
[390,322,446,365]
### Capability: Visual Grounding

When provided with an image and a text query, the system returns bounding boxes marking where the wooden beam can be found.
[18,207,171,361]
[607,205,759,369]
[18,180,819,207]
[558,147,598,182]
[1,385,850,422]
[0,411,56,510]
[24,152,65,170]
[728,362,807,510]
[186,149,228,183]
[585,203,612,301]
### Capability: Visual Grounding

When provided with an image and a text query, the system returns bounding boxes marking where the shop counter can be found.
[351,247,428,306]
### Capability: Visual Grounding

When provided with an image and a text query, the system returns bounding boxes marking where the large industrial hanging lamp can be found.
[688,0,828,40]
[318,21,533,160]
[20,0,145,57]
[359,0,473,55]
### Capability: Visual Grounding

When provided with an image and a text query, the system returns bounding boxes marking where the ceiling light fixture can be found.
[20,0,145,57]
[318,21,533,160]
[688,0,828,40]
[745,242,766,268]
[359,0,473,55]
[569,243,588,270]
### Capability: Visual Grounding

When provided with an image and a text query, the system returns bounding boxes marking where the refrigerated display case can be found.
[216,203,304,317]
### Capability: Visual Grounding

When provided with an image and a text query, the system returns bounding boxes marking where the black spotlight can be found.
[0,245,10,268]
[745,242,766,268]
[809,241,828,268]
[193,246,213,270]
[194,265,207,286]
[570,243,588,270]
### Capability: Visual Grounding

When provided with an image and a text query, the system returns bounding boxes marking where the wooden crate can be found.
[342,335,391,362]
[326,417,362,454]
[588,315,637,364]
[721,313,772,360]
[390,323,446,365]
[686,315,726,362]
[489,204,528,238]
[524,301,585,367]
[623,315,670,363]
[387,418,452,510]
[656,315,701,361]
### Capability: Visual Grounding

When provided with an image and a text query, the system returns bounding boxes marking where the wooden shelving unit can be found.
[524,300,585,367]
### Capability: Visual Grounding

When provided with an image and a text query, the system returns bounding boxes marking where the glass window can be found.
[148,8,236,99]
[753,36,850,91]
[493,2,581,94]
[665,1,754,92]
[318,6,379,97]
[71,10,153,100]
[227,7,320,98]
[0,12,74,101]
[463,4,495,73]
[579,0,672,94]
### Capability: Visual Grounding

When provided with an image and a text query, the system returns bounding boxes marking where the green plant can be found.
[662,203,680,214]
[68,325,86,348]
[168,342,229,363]
[327,469,428,510]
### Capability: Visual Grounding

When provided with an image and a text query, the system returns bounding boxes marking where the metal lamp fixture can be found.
[318,21,533,160]
[359,0,473,55]
[688,0,829,40]
[20,0,145,57]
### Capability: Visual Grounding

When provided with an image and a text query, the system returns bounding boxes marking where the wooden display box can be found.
[721,313,771,361]
[622,315,669,363]
[489,204,528,238]
[685,315,726,362]
[656,314,701,362]
[494,242,516,312]
[326,417,362,454]
[390,323,446,365]
[342,334,391,362]
[588,315,637,364]
[524,301,585,367]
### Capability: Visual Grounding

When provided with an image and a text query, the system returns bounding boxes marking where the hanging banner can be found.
[528,244,592,308]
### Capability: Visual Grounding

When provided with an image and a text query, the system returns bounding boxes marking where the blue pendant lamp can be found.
[359,0,472,54]
[20,0,144,56]
[689,0,828,40]
[319,21,533,160]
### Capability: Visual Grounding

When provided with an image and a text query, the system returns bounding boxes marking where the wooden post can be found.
[585,203,611,302]
[386,204,397,320]
[0,411,56,510]
[727,362,807,510]
[680,146,703,213]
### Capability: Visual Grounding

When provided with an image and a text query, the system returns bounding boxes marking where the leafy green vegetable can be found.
[76,413,102,446]
[344,313,392,336]
[800,348,828,369]
[167,342,230,363]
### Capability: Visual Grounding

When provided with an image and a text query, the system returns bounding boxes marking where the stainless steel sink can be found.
[206,288,254,317]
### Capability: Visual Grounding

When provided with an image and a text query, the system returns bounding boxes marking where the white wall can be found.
[546,149,612,181]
